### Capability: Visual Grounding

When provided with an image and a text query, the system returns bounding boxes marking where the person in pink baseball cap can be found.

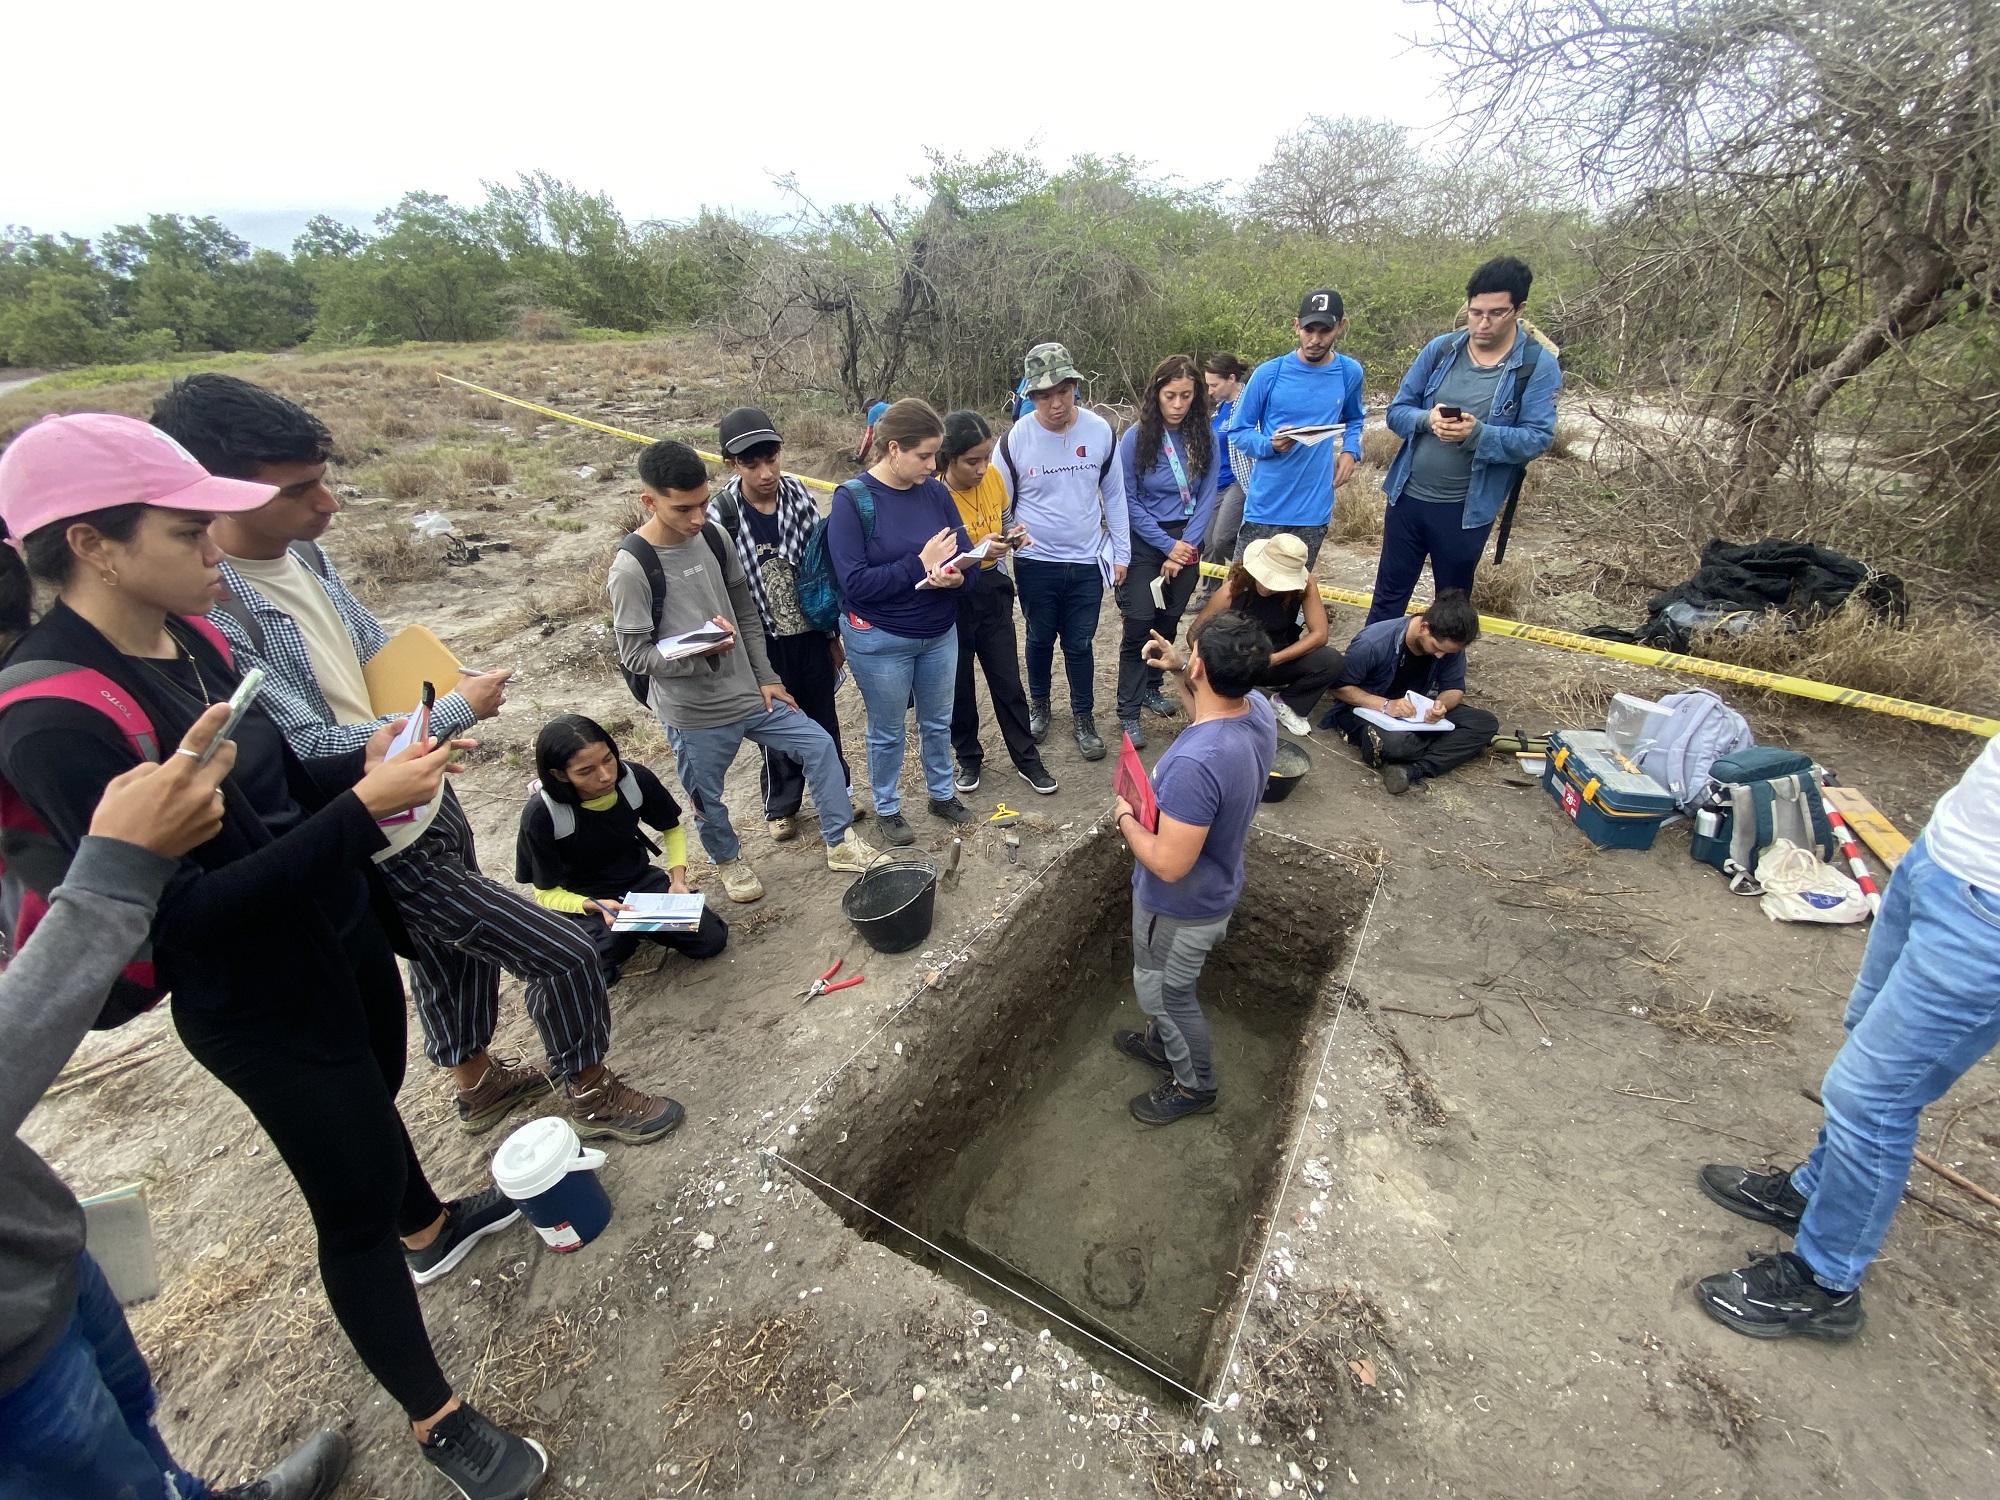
[0,413,553,1499]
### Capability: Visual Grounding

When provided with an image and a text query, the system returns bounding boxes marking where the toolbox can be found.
[1543,728,1678,850]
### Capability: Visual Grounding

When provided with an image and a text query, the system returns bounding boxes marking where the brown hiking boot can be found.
[455,1055,554,1135]
[562,1067,685,1145]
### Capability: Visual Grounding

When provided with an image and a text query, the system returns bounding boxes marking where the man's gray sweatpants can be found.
[1132,903,1231,1094]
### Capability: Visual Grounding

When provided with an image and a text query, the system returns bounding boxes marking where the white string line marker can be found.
[1209,861,1388,1409]
[766,1150,1217,1409]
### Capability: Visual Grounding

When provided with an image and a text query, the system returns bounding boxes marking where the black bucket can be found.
[842,852,939,954]
[1262,740,1312,803]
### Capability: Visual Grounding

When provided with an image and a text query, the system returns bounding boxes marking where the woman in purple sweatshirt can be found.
[827,398,996,847]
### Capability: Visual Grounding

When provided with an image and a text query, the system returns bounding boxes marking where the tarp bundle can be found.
[1589,539,1905,650]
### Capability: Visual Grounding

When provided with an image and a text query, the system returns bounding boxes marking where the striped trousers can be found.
[380,790,608,1079]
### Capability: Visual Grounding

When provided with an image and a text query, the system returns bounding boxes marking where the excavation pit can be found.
[787,825,1366,1398]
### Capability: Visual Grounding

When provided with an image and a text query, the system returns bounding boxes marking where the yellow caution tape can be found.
[435,374,838,493]
[436,373,1994,739]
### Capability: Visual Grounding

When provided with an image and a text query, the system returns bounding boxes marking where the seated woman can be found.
[517,714,728,985]
[1189,532,1344,735]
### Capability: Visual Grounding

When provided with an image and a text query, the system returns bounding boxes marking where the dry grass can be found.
[1472,557,1532,617]
[460,450,513,486]
[337,523,450,592]
[379,461,440,500]
[1651,988,1794,1045]
[658,1313,834,1491]
[1522,666,1624,725]
[1545,417,1592,463]
[519,539,618,627]
[1328,468,1386,544]
[1360,425,1403,468]
[1689,599,1998,714]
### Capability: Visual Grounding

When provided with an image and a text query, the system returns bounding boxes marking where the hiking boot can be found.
[211,1430,349,1500]
[716,859,764,903]
[454,1055,552,1136]
[877,812,916,847]
[1129,1078,1218,1126]
[406,1186,521,1286]
[1699,1164,1808,1234]
[930,796,975,826]
[419,1402,549,1500]
[1119,716,1147,751]
[824,828,880,874]
[1028,697,1051,743]
[767,815,800,843]
[955,763,982,793]
[1274,702,1313,737]
[1018,763,1058,795]
[563,1068,685,1145]
[1381,763,1416,796]
[1113,1028,1172,1072]
[1143,688,1178,718]
[1074,714,1107,760]
[1694,1250,1864,1341]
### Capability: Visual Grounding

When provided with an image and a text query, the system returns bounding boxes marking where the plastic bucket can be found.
[490,1117,611,1253]
[1262,740,1312,803]
[841,852,938,954]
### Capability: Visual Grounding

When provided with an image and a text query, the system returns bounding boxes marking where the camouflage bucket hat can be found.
[1020,342,1082,395]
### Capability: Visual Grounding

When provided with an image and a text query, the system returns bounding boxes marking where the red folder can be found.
[1115,733,1158,833]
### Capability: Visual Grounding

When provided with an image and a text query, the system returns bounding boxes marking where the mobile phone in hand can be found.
[1438,405,1466,420]
[196,667,266,767]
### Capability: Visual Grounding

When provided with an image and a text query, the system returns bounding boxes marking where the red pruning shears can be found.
[798,958,865,1003]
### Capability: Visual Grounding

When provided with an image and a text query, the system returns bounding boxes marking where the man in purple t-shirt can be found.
[1111,612,1277,1125]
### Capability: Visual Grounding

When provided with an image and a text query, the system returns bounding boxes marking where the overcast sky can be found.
[13,0,1451,250]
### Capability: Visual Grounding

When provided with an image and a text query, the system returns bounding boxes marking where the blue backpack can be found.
[796,478,875,633]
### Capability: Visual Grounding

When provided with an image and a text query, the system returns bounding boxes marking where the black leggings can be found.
[172,914,454,1421]
[1255,646,1347,719]
[565,865,730,977]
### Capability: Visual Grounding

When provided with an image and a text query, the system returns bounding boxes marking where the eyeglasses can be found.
[1466,305,1517,323]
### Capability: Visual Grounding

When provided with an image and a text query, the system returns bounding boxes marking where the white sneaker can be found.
[768,816,799,842]
[825,829,879,874]
[716,859,765,903]
[1274,702,1313,737]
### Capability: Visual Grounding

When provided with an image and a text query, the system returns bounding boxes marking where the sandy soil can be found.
[20,354,2000,1500]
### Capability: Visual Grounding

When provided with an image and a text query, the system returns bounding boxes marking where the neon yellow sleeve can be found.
[533,886,591,914]
[662,824,688,871]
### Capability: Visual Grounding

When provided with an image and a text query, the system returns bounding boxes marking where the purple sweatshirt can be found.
[827,474,972,638]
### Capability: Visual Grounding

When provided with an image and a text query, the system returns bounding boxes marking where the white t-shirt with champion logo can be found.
[1925,734,2000,895]
[993,409,1130,569]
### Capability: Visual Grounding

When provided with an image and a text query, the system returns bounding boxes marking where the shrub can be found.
[459,450,511,485]
[379,462,437,499]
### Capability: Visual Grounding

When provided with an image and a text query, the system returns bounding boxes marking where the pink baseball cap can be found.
[0,412,278,545]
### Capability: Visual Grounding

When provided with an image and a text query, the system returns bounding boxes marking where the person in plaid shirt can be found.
[153,375,683,1153]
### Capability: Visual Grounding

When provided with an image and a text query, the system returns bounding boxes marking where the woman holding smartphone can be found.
[0,415,549,1496]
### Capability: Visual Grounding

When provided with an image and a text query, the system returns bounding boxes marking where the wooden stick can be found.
[1801,1087,2000,1212]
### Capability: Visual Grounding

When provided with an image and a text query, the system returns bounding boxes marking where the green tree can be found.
[304,193,506,344]
[480,172,658,330]
[100,215,312,352]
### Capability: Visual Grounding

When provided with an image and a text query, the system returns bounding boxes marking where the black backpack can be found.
[617,524,733,706]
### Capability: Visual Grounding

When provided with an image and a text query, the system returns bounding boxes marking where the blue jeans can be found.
[0,1253,206,1500]
[1364,497,1493,627]
[1789,834,2000,1290]
[839,616,957,816]
[1015,559,1104,715]
[667,703,853,862]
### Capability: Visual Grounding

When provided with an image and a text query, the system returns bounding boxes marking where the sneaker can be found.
[419,1402,549,1500]
[1074,714,1107,761]
[1129,1078,1219,1126]
[1381,763,1415,796]
[1028,698,1051,744]
[767,815,800,843]
[563,1068,684,1145]
[406,1187,521,1286]
[930,796,975,826]
[1113,1028,1171,1072]
[955,763,982,793]
[824,828,880,874]
[877,812,916,847]
[1274,702,1313,737]
[716,859,764,903]
[1119,717,1147,751]
[1698,1164,1808,1234]
[1142,689,1178,718]
[1693,1250,1864,1341]
[454,1055,553,1136]
[1018,763,1058,795]
[211,1430,349,1500]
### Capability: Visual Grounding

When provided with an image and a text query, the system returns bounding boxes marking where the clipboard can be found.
[362,626,462,717]
[1114,733,1158,832]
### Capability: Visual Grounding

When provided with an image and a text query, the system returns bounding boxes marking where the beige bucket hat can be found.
[1243,533,1312,593]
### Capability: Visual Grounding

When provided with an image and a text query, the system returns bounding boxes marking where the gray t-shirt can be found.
[1403,356,1508,504]
[609,528,779,730]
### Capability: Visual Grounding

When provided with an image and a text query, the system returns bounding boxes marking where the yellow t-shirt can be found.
[947,466,1008,569]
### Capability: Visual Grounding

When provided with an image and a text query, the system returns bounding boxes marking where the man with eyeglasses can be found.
[1364,256,1563,627]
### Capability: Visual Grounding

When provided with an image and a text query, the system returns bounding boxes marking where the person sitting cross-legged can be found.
[1322,591,1497,795]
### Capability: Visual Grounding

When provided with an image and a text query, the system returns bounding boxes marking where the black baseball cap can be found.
[1297,289,1345,327]
[718,406,782,457]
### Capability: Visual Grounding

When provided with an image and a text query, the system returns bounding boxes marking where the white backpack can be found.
[1635,689,1754,812]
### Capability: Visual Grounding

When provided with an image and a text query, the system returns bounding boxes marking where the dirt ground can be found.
[19,345,2000,1500]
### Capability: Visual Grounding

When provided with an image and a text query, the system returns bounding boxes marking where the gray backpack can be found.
[1635,689,1754,812]
[539,764,644,839]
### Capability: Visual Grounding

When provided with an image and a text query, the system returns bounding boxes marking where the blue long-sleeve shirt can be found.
[1338,616,1467,697]
[827,474,971,639]
[1212,398,1237,490]
[1382,330,1563,529]
[1227,351,1365,529]
[1116,424,1219,556]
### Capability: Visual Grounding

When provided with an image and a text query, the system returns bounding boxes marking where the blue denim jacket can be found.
[1381,330,1562,529]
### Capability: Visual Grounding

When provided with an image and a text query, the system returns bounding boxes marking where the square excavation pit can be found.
[787,826,1364,1399]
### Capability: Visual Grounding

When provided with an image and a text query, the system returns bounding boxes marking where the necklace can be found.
[134,640,217,708]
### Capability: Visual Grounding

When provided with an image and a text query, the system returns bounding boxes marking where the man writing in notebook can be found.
[1111,612,1275,1126]
[1323,591,1498,796]
[154,375,685,1159]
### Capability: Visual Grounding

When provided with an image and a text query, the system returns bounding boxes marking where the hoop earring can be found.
[99,569,119,587]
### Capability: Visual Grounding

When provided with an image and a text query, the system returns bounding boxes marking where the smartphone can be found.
[1438,405,1466,420]
[196,667,266,767]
